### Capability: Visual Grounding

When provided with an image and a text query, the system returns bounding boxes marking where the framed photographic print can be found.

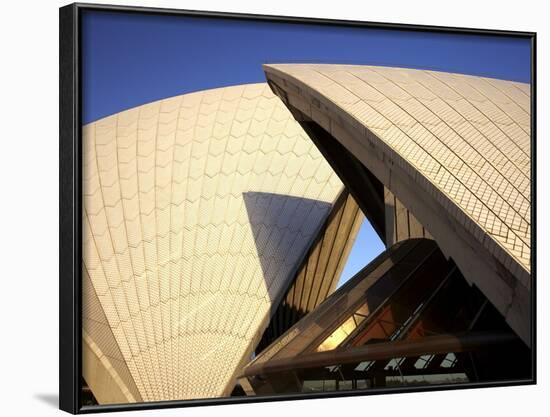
[59,2,536,413]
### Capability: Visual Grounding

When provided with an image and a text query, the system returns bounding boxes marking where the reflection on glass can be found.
[338,380,353,390]
[440,352,458,368]
[384,357,405,371]
[316,302,369,352]
[414,354,434,369]
[356,379,371,389]
[354,360,374,371]
[302,380,323,392]
[386,373,468,386]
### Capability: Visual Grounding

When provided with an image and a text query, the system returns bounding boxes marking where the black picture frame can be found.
[59,3,537,414]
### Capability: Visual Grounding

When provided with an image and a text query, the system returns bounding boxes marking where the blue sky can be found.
[81,10,531,286]
[337,219,385,288]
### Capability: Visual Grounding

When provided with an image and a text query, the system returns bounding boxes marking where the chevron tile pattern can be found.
[82,83,344,402]
[264,64,531,282]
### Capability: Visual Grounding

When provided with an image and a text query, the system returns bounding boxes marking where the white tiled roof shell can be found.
[265,64,531,280]
[82,83,343,401]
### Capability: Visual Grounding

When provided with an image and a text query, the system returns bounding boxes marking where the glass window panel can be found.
[353,313,366,325]
[323,380,336,391]
[387,373,468,386]
[356,379,370,389]
[414,354,434,369]
[338,380,353,390]
[441,352,457,368]
[317,316,357,352]
[302,380,324,392]
[355,360,374,371]
[384,357,405,370]
[341,316,357,335]
[355,303,370,317]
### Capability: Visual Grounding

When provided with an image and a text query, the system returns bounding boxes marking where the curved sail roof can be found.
[82,83,346,402]
[264,64,531,343]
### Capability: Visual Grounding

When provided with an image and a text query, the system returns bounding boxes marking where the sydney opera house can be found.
[81,64,532,404]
